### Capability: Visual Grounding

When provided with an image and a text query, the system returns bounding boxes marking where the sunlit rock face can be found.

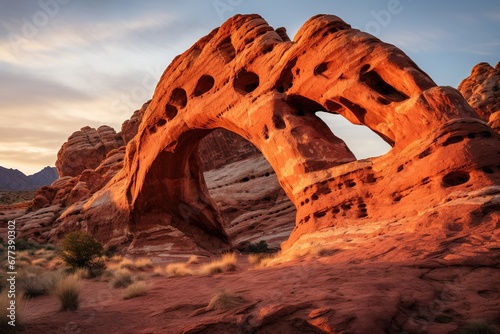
[458,62,500,132]
[19,14,499,256]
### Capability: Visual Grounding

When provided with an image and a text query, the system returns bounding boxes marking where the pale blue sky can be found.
[1,0,499,174]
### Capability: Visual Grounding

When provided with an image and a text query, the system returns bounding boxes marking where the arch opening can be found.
[316,111,392,159]
[198,129,296,250]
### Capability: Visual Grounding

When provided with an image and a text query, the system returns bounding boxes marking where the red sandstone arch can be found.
[110,14,492,252]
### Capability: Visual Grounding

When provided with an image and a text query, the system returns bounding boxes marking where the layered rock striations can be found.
[16,15,499,259]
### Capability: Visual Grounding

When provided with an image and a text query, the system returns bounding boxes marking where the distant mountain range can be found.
[0,166,58,191]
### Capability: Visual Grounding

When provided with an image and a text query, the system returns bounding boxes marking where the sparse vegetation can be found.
[206,290,245,311]
[461,320,497,334]
[18,267,63,298]
[245,240,269,253]
[187,255,199,265]
[55,274,81,311]
[165,263,194,277]
[199,253,237,275]
[0,190,36,205]
[122,281,149,300]
[111,268,133,288]
[59,231,105,277]
[247,252,276,268]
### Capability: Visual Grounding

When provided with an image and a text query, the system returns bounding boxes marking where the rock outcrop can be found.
[17,15,499,259]
[55,125,124,177]
[458,61,500,132]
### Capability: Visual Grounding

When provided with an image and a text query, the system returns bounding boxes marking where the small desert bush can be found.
[461,320,497,334]
[59,232,105,276]
[245,240,268,253]
[199,253,237,275]
[55,275,81,311]
[206,290,244,311]
[122,281,149,300]
[111,268,133,288]
[165,263,193,277]
[0,291,25,333]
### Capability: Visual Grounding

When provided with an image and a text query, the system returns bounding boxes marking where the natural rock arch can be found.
[48,14,498,254]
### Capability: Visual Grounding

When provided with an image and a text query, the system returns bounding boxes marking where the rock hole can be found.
[311,194,319,201]
[216,37,236,63]
[149,125,156,134]
[263,125,269,140]
[332,208,340,214]
[325,100,343,113]
[240,177,250,183]
[482,166,494,174]
[304,215,310,223]
[360,68,409,102]
[339,97,367,123]
[442,136,464,146]
[467,133,476,139]
[314,62,329,76]
[194,75,215,97]
[418,148,432,159]
[157,118,167,126]
[305,198,310,204]
[287,94,326,112]
[366,174,377,183]
[442,171,470,188]
[265,172,270,177]
[274,57,297,93]
[165,104,178,120]
[341,203,352,211]
[397,165,404,172]
[171,88,188,108]
[347,181,356,188]
[234,70,260,94]
[479,131,492,138]
[394,195,402,202]
[272,115,286,130]
[314,211,327,218]
[422,177,431,185]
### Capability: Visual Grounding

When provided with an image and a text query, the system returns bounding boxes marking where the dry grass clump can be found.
[247,253,276,268]
[199,253,237,275]
[165,263,194,277]
[55,274,81,311]
[18,267,63,298]
[132,257,153,270]
[0,291,25,333]
[115,257,153,271]
[122,281,149,300]
[206,290,245,311]
[187,255,199,265]
[111,268,133,288]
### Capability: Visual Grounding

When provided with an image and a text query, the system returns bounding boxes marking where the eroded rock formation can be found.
[56,125,124,177]
[18,14,499,257]
[458,61,500,132]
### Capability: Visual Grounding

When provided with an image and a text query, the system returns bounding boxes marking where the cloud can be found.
[382,28,447,53]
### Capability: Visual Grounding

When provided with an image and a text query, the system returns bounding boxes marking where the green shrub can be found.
[59,232,105,275]
[246,240,268,253]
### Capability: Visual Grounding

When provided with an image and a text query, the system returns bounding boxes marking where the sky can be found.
[1,0,499,175]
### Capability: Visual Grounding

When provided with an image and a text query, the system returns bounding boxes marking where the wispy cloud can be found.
[382,28,448,53]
